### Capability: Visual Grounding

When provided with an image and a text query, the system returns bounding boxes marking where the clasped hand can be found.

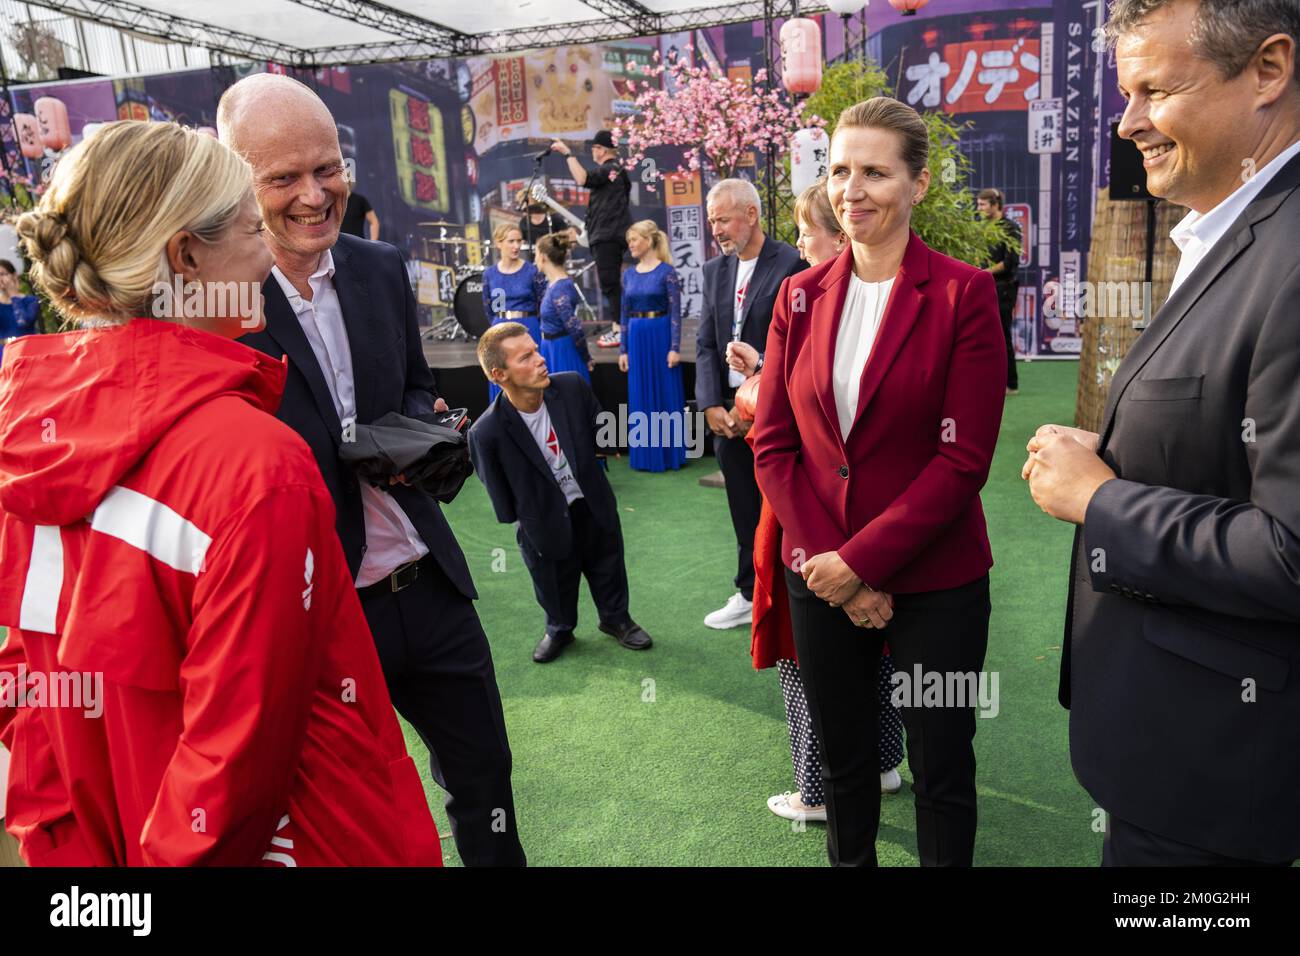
[801,551,893,629]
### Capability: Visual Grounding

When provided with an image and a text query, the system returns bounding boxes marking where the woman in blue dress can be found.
[620,221,685,472]
[482,224,546,402]
[535,233,591,384]
[0,259,41,366]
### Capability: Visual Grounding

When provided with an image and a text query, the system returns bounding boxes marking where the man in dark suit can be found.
[467,323,652,663]
[697,178,806,630]
[1025,0,1300,865]
[218,74,525,866]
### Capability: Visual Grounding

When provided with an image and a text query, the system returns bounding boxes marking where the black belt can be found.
[627,310,666,318]
[542,330,569,341]
[359,557,422,597]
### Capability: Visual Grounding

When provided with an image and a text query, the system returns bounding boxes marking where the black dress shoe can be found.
[598,618,652,650]
[533,631,574,663]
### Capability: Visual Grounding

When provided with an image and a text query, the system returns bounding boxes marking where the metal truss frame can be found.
[25,0,832,66]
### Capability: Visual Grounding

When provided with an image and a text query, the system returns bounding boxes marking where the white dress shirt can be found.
[1168,138,1300,297]
[270,250,428,587]
[833,274,895,441]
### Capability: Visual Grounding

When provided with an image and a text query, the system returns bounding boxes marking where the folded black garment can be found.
[338,410,474,504]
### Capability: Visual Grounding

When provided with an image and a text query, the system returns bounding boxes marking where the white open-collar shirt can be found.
[1167,138,1300,298]
[270,250,428,588]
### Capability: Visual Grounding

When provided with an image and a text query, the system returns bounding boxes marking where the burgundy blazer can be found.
[752,231,1005,595]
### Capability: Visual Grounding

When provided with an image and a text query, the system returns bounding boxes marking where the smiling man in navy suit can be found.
[218,73,524,867]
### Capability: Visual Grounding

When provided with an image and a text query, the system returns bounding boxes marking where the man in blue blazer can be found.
[219,74,524,866]
[696,178,806,630]
[468,323,652,663]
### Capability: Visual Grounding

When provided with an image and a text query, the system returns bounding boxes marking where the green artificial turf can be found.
[416,359,1103,866]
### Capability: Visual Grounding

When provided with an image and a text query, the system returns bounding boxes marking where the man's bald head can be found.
[217,73,338,161]
[217,73,350,274]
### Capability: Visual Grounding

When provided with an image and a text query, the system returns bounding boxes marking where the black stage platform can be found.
[425,315,702,427]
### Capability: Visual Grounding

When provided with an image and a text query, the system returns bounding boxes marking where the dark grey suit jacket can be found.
[694,235,806,411]
[1062,148,1300,861]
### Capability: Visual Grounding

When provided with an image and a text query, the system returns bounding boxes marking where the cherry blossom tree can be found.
[611,47,823,184]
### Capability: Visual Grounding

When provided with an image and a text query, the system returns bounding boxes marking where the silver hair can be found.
[1104,0,1300,87]
[706,177,763,220]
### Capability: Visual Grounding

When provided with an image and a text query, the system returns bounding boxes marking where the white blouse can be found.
[832,274,895,441]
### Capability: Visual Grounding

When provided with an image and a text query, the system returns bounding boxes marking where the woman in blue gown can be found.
[481,224,546,402]
[535,233,591,384]
[620,221,685,472]
[0,259,41,367]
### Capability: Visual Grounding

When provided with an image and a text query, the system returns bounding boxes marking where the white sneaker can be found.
[767,791,828,823]
[704,592,753,629]
[881,769,903,794]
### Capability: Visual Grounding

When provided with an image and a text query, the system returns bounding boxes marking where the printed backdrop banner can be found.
[3,2,1110,359]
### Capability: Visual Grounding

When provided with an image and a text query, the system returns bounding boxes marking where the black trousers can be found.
[519,497,631,637]
[997,282,1018,389]
[785,566,990,867]
[713,431,761,601]
[1102,814,1295,867]
[590,238,627,327]
[359,555,526,867]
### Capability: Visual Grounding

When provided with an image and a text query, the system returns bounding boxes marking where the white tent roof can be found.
[23,0,834,65]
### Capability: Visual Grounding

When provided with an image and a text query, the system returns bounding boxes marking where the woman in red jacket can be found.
[0,121,442,866]
[733,179,904,825]
[752,98,1005,867]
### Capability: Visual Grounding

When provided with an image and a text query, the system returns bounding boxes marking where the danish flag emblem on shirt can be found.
[546,427,568,470]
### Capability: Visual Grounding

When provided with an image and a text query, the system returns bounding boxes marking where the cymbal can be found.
[424,237,477,245]
[418,220,461,227]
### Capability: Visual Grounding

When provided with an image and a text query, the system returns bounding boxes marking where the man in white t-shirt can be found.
[696,178,807,630]
[468,322,653,663]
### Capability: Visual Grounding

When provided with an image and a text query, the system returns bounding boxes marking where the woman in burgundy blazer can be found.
[752,97,1005,867]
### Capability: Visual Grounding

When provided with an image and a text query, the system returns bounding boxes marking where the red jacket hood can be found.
[0,319,286,527]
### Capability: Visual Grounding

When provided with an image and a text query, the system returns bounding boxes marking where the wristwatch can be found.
[754,355,765,374]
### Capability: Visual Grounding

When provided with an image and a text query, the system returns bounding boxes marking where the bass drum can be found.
[452,269,490,339]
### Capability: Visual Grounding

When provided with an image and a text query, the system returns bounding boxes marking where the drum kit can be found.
[421,198,599,343]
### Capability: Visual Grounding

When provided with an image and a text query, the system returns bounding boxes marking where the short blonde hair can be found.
[15,121,253,325]
[625,219,673,266]
[477,321,530,377]
[793,177,841,238]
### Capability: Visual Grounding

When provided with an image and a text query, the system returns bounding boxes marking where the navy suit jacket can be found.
[239,233,476,600]
[467,372,619,562]
[694,235,806,411]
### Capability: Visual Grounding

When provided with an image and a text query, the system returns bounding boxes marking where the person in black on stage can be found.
[341,190,379,240]
[977,187,1019,395]
[549,130,630,348]
[468,322,653,664]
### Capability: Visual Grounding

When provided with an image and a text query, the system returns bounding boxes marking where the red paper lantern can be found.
[888,0,931,15]
[780,18,822,95]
